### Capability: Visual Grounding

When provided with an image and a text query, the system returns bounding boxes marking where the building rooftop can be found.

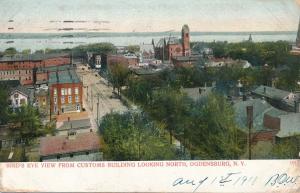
[252,85,292,101]
[233,99,287,133]
[36,64,74,73]
[58,119,91,131]
[9,85,31,97]
[48,69,81,85]
[0,53,69,62]
[39,132,100,156]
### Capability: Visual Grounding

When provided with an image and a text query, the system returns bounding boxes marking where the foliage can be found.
[4,47,17,55]
[199,41,291,67]
[0,86,9,125]
[270,136,300,159]
[9,105,49,145]
[147,88,192,144]
[108,63,129,95]
[21,49,31,55]
[186,93,246,159]
[100,111,177,160]
[127,45,140,54]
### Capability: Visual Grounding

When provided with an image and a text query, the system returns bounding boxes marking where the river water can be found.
[0,32,297,52]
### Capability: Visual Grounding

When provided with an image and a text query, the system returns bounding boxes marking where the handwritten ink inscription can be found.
[172,172,299,192]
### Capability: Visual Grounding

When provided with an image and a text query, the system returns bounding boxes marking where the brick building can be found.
[153,25,191,62]
[291,18,300,55]
[107,54,138,67]
[0,53,70,85]
[48,68,83,115]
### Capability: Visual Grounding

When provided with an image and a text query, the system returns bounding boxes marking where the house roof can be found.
[48,69,81,85]
[9,85,30,97]
[58,119,91,131]
[0,53,69,62]
[252,85,291,101]
[39,132,100,156]
[233,99,287,133]
[36,64,73,73]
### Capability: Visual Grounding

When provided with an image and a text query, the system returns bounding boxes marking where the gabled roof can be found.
[9,85,30,97]
[252,85,291,101]
[233,99,287,133]
[39,132,100,156]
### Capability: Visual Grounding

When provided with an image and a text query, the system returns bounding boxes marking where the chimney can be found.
[294,101,300,113]
[263,87,266,94]
[246,105,253,160]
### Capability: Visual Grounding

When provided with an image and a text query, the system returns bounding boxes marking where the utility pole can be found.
[97,94,100,126]
[91,88,93,111]
[246,106,253,160]
[86,86,89,102]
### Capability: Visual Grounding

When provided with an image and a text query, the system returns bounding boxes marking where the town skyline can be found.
[0,0,300,33]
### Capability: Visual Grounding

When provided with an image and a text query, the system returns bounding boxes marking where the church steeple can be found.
[297,17,300,47]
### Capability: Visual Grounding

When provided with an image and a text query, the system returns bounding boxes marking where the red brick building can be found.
[153,25,191,62]
[48,68,83,115]
[107,54,138,67]
[0,53,70,85]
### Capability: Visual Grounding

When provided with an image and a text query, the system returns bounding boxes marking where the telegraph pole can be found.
[91,88,93,111]
[86,86,89,102]
[97,94,100,126]
[247,106,253,160]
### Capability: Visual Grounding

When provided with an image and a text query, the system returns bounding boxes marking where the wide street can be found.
[76,64,128,130]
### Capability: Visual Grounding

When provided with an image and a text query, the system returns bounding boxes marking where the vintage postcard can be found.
[0,0,299,192]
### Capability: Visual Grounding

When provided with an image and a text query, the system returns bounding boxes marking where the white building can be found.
[9,86,30,109]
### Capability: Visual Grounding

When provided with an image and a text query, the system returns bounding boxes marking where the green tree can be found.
[4,47,17,55]
[147,88,192,144]
[0,86,9,125]
[21,49,31,55]
[108,63,129,95]
[100,111,177,160]
[187,93,246,159]
[270,136,300,159]
[127,45,140,54]
[9,105,47,145]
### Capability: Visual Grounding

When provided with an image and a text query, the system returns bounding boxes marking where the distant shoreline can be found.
[0,31,297,39]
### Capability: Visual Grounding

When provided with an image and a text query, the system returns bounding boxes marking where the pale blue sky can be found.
[0,0,299,33]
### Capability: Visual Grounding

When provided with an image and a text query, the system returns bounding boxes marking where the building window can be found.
[76,104,80,111]
[61,88,65,96]
[68,96,72,103]
[75,95,79,103]
[74,87,79,95]
[61,96,65,104]
[68,88,72,95]
[54,97,57,104]
[53,88,57,96]
[54,105,57,112]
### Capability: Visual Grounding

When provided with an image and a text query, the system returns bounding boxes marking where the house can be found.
[48,68,83,115]
[251,85,300,112]
[204,58,251,68]
[39,131,101,161]
[107,54,139,67]
[9,85,33,109]
[233,99,287,144]
[35,87,49,117]
[139,43,155,61]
